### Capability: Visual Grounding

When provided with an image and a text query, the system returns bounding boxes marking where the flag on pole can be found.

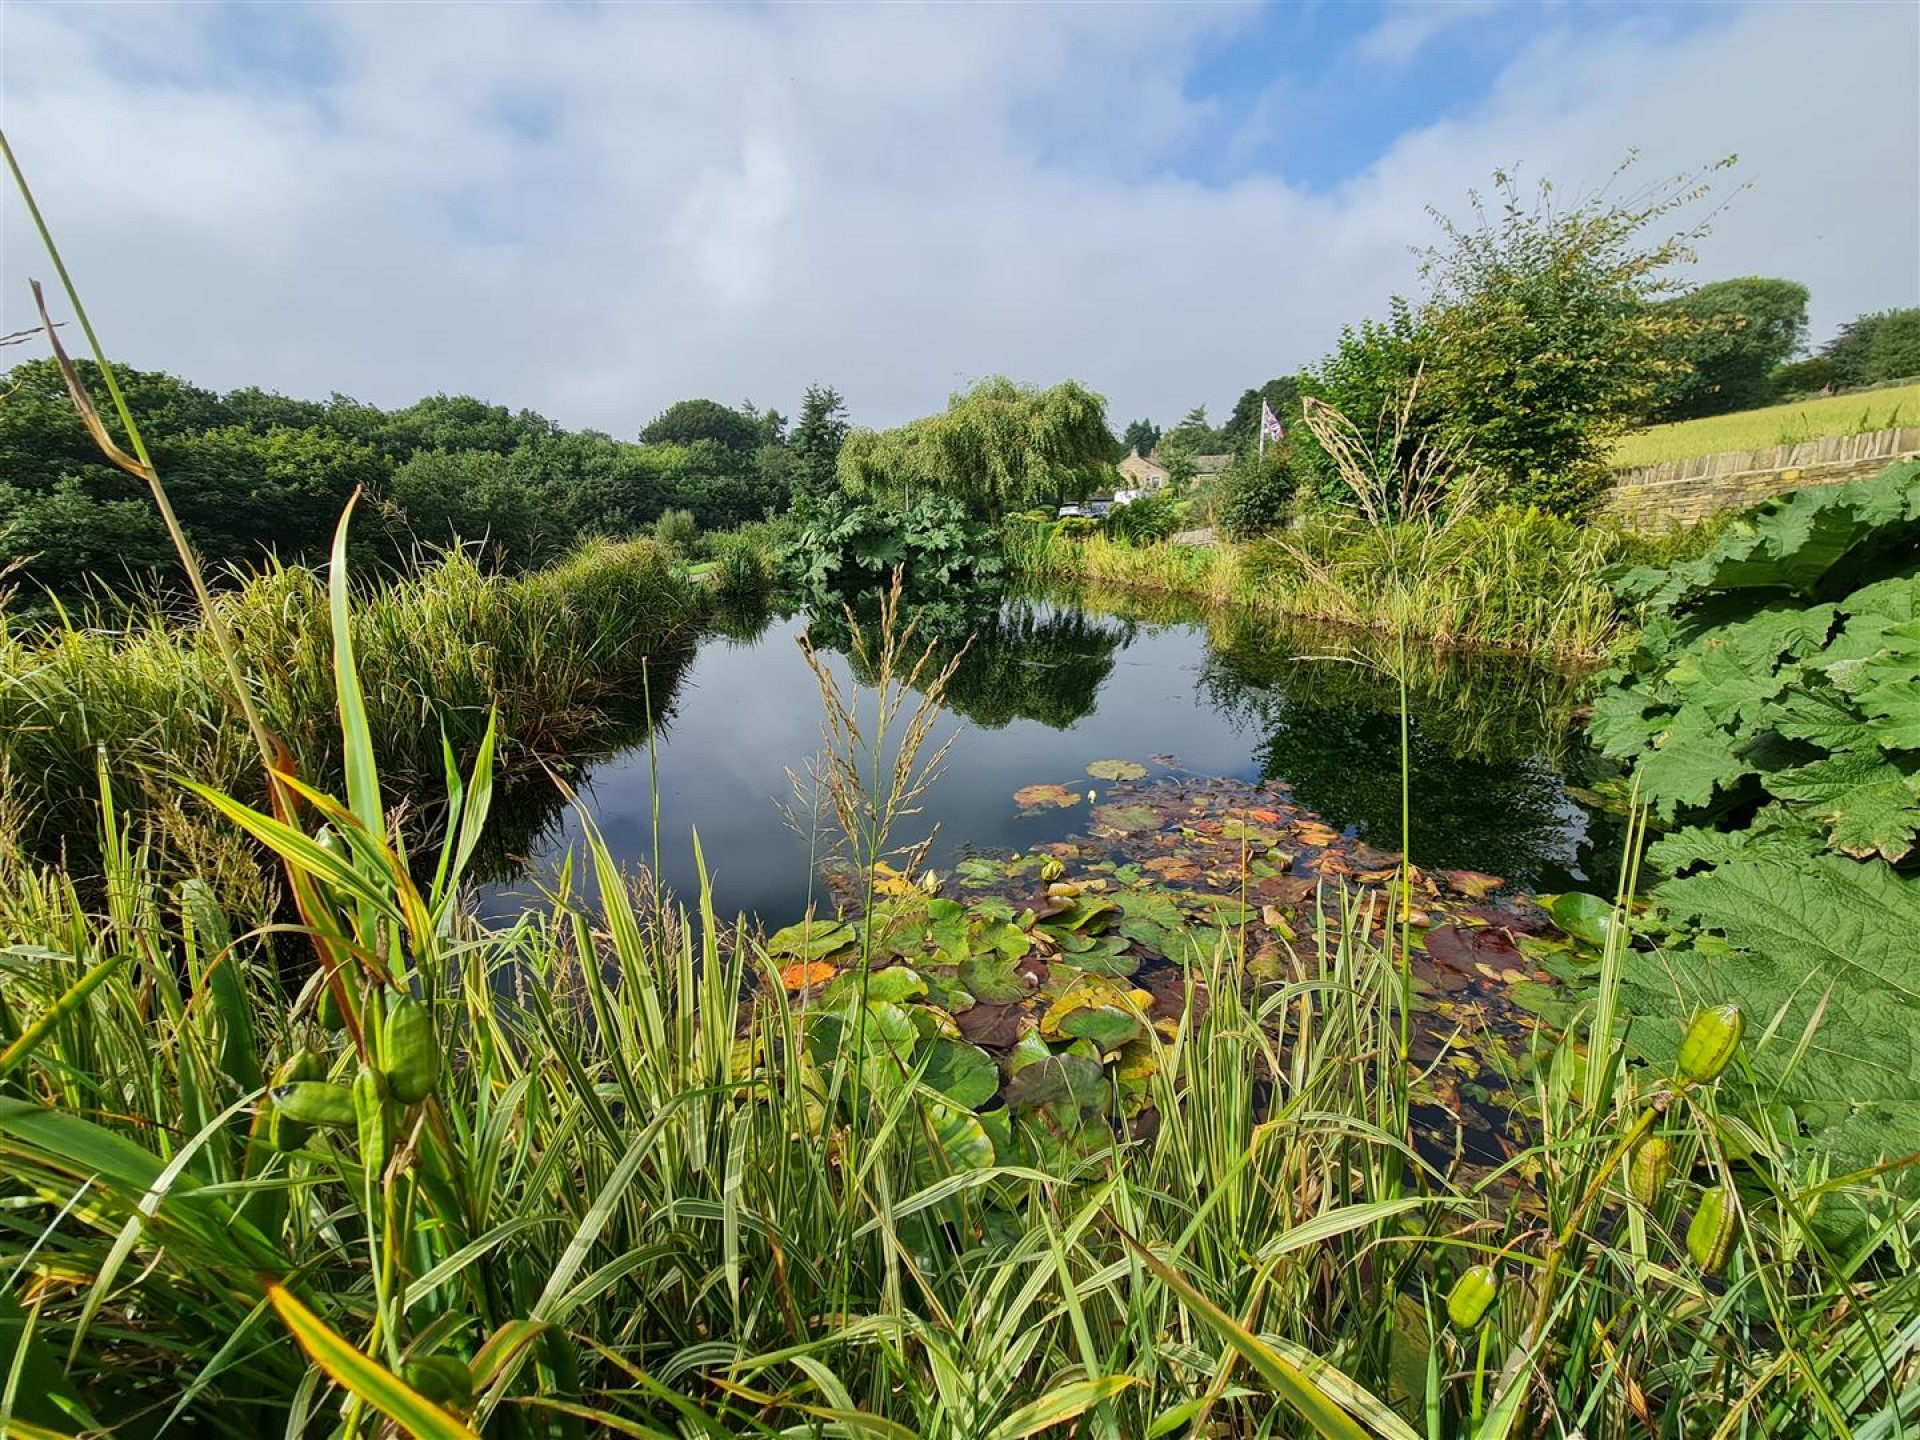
[1259,401,1285,443]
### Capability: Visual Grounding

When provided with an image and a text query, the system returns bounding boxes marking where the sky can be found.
[3,0,1916,435]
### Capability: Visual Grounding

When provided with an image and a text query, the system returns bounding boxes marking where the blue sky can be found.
[4,1,1915,432]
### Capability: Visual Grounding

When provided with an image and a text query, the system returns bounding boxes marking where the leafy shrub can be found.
[1215,450,1296,540]
[652,507,698,555]
[1591,458,1920,1177]
[1100,489,1179,543]
[777,491,1002,620]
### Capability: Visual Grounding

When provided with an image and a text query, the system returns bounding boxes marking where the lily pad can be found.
[765,918,856,961]
[919,1039,999,1108]
[780,960,836,991]
[1547,891,1616,947]
[862,967,929,1005]
[919,1100,995,1174]
[959,950,1031,1005]
[1086,759,1148,781]
[1042,974,1148,1051]
[1091,802,1158,836]
[1003,1051,1109,1116]
[1014,783,1082,810]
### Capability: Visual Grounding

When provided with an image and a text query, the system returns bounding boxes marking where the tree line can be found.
[0,360,853,606]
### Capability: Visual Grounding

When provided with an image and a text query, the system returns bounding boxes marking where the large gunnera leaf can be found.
[1625,852,1920,1175]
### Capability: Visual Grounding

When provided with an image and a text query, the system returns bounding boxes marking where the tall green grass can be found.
[0,538,702,913]
[1006,506,1648,660]
[2,657,1915,1435]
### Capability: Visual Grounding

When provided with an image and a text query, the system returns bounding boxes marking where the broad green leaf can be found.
[1640,852,1920,1174]
[919,1039,998,1108]
[1085,759,1147,781]
[1546,892,1615,947]
[1771,748,1920,861]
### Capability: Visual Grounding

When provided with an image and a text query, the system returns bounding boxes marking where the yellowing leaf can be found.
[781,961,837,990]
[266,1283,480,1440]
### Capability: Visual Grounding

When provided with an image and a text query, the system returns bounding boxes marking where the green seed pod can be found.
[267,1050,329,1152]
[354,1065,392,1175]
[381,996,440,1105]
[1629,1135,1673,1207]
[272,1080,357,1129]
[403,1355,475,1409]
[1687,1186,1738,1275]
[1446,1264,1500,1330]
[1676,1003,1745,1085]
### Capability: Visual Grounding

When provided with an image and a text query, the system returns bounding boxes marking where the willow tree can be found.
[838,376,1113,520]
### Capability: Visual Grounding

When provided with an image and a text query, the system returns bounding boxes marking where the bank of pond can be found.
[3,470,1918,1437]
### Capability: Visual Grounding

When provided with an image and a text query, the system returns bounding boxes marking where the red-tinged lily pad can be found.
[955,1002,1026,1048]
[1422,924,1522,975]
[1014,783,1082,809]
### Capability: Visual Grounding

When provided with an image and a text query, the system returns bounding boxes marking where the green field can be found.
[1612,381,1920,469]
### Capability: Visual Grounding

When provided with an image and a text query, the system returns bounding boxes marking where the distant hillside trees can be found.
[638,398,765,453]
[1652,277,1809,420]
[1819,307,1920,389]
[0,359,804,605]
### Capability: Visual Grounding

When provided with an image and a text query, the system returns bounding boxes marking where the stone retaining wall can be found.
[1603,426,1920,530]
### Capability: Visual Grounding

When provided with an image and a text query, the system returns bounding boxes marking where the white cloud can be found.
[2,1,1913,434]
[1357,0,1503,67]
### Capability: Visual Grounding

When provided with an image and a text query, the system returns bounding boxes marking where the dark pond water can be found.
[479,591,1614,925]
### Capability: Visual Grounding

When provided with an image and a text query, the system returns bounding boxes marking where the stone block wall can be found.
[1602,426,1920,530]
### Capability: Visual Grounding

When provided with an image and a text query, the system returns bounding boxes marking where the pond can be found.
[480,589,1613,927]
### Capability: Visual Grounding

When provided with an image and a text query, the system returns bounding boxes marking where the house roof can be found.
[1193,454,1232,474]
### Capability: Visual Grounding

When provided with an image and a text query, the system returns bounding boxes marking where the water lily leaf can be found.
[1003,1051,1109,1116]
[863,967,929,1004]
[960,951,1029,1005]
[765,918,856,961]
[780,960,836,991]
[920,1101,994,1173]
[1036,896,1117,935]
[1086,759,1148,781]
[1042,974,1147,1051]
[1091,802,1158,836]
[920,1039,998,1107]
[1057,1006,1143,1051]
[1142,856,1201,882]
[1014,783,1082,809]
[1005,1028,1053,1076]
[1547,892,1616,947]
[1440,870,1505,899]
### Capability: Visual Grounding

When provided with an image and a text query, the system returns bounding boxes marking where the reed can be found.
[1007,508,1632,661]
[0,539,703,907]
[2,686,1914,1436]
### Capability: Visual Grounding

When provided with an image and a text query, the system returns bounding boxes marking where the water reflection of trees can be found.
[465,630,702,884]
[825,599,1133,732]
[1196,610,1596,888]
